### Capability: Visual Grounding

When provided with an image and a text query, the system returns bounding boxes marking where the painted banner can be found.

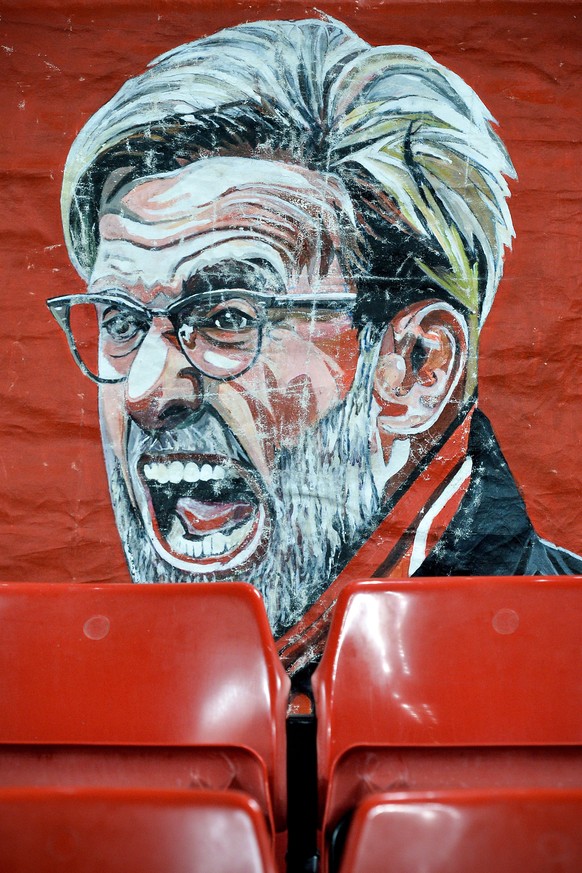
[1,1,580,668]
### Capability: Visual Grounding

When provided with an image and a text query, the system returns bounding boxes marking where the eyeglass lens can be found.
[66,297,262,383]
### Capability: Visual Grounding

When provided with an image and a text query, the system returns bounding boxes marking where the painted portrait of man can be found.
[1,6,580,675]
[41,15,580,670]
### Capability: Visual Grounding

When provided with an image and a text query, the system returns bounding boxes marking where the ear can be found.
[373,300,468,436]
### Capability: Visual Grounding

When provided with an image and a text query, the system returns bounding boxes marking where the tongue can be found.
[175,497,254,535]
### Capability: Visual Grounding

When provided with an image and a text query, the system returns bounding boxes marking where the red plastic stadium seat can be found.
[0,583,289,834]
[338,788,582,873]
[0,787,277,873]
[311,577,582,869]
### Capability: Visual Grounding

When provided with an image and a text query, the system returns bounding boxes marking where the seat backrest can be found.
[312,578,582,804]
[0,583,289,822]
[325,745,582,843]
[0,787,276,873]
[0,745,274,827]
[338,788,582,873]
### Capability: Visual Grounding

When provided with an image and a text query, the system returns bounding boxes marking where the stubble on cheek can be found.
[209,323,360,470]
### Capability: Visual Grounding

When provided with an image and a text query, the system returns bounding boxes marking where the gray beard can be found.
[103,327,386,637]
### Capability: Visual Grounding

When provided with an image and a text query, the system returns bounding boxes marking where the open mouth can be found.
[137,453,270,573]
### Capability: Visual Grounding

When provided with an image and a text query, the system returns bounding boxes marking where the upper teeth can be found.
[143,461,228,485]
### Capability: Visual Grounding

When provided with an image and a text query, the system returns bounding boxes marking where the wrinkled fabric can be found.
[417,410,582,577]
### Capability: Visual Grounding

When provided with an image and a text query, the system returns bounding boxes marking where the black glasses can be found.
[46,289,356,384]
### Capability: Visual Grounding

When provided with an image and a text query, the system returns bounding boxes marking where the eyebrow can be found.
[182,258,286,297]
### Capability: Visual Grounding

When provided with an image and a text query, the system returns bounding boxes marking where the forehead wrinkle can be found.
[173,238,290,286]
[90,239,180,300]
[95,162,357,297]
[112,166,354,243]
[91,236,293,303]
[125,181,319,220]
[113,188,337,240]
[117,157,325,216]
[96,255,137,280]
[195,193,346,279]
[221,191,340,239]
[99,210,307,257]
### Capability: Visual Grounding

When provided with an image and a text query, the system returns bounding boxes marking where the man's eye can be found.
[102,311,146,342]
[210,308,252,331]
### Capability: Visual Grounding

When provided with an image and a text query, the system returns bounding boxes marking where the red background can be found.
[0,0,580,583]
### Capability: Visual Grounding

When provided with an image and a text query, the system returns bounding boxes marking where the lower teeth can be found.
[166,515,254,559]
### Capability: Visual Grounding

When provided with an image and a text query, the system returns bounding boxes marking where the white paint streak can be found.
[126,330,168,398]
[202,349,240,371]
[409,456,473,574]
[376,437,410,494]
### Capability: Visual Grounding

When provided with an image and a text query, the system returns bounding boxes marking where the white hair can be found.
[62,16,515,326]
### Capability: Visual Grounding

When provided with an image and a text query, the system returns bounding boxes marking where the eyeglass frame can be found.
[46,288,358,385]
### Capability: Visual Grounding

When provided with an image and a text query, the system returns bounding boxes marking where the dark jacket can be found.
[416,409,582,576]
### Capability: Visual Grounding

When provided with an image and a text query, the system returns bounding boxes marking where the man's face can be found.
[89,157,392,614]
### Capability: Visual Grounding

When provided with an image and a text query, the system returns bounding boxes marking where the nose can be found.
[124,321,204,430]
